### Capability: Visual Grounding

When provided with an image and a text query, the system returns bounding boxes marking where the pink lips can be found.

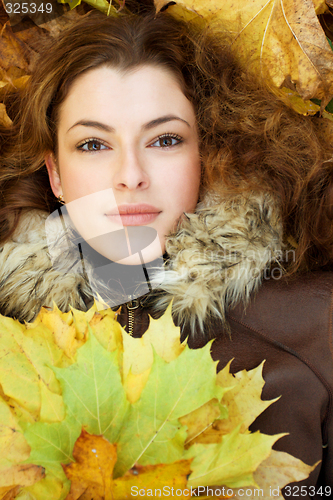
[106,204,161,226]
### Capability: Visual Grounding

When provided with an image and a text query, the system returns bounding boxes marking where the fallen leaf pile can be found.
[154,0,333,115]
[0,0,89,128]
[1,0,333,123]
[0,302,315,499]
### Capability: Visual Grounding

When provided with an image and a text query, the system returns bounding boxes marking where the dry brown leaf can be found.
[38,5,88,37]
[0,3,86,104]
[232,450,318,499]
[2,0,66,27]
[0,25,30,72]
[157,0,333,103]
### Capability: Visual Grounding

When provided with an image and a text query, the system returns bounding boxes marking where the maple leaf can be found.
[63,429,116,500]
[121,302,185,403]
[113,460,192,499]
[215,361,278,434]
[186,428,283,489]
[155,0,333,104]
[232,450,318,499]
[23,417,81,481]
[0,314,67,421]
[64,430,226,500]
[52,330,129,442]
[114,340,225,477]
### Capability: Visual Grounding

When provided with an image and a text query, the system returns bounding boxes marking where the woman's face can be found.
[45,65,201,264]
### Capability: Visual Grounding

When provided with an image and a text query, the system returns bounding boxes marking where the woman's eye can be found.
[150,135,182,148]
[77,139,109,152]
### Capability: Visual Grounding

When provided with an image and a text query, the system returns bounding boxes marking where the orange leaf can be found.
[63,429,117,500]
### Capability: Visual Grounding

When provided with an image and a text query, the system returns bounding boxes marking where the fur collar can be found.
[0,192,283,335]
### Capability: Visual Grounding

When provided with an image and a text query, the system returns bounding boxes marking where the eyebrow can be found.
[67,115,190,133]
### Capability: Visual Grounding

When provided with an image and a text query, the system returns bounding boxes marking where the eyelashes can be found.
[76,138,109,153]
[76,133,183,153]
[149,133,183,148]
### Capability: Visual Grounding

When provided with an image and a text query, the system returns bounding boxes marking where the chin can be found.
[90,230,164,265]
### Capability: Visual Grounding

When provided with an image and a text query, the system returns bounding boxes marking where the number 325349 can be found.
[4,3,52,14]
[284,486,331,496]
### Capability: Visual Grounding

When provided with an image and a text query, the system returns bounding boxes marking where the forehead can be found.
[57,65,195,131]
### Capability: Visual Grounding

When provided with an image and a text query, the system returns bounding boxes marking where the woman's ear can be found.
[45,153,62,198]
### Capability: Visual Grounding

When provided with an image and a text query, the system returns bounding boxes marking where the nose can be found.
[113,146,149,191]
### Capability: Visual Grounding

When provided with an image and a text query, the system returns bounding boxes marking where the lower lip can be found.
[106,212,160,226]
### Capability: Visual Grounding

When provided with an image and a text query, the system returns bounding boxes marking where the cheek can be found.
[177,155,201,210]
[161,156,201,226]
[59,163,103,202]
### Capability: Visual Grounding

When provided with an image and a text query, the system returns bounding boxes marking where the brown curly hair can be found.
[0,8,333,273]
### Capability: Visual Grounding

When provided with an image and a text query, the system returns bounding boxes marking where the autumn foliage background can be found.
[1,0,333,499]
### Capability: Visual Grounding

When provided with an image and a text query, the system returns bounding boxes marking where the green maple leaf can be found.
[15,473,70,500]
[52,329,129,441]
[23,330,128,485]
[114,342,226,477]
[23,417,81,480]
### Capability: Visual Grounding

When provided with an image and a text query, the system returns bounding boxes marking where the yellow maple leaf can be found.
[34,306,79,360]
[88,306,123,353]
[216,361,278,434]
[181,361,277,447]
[121,301,185,403]
[113,461,192,499]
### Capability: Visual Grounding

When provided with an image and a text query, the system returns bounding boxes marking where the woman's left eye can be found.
[76,139,109,152]
[150,134,183,148]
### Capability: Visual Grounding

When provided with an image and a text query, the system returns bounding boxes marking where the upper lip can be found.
[106,204,161,215]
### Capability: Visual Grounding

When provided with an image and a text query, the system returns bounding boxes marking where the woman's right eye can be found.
[76,139,109,153]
